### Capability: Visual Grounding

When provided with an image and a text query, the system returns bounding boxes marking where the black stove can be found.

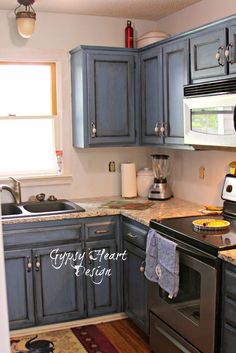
[148,175,236,353]
[150,213,236,256]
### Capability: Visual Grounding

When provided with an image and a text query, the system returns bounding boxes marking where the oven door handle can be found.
[177,244,216,262]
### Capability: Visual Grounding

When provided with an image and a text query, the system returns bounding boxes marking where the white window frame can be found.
[0,50,72,186]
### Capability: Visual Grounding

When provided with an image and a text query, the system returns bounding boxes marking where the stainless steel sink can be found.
[1,200,85,219]
[2,203,23,217]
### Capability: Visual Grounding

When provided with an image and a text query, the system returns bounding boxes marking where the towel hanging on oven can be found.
[144,229,180,298]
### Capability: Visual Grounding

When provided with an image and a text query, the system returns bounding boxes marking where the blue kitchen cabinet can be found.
[163,39,189,145]
[85,239,119,317]
[5,249,35,329]
[220,261,236,353]
[122,219,149,334]
[33,243,85,325]
[70,46,138,147]
[227,24,236,74]
[84,216,121,317]
[4,219,85,329]
[140,46,163,145]
[190,28,227,81]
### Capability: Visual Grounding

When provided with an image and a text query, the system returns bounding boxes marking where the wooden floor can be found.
[97,318,151,353]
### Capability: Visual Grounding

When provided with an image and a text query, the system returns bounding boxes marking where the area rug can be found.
[10,325,119,353]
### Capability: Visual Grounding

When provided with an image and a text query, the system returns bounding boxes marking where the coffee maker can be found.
[148,154,172,200]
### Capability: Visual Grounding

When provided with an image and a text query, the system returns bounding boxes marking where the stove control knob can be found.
[226,184,233,193]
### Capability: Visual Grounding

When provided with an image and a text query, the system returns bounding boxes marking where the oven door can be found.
[184,93,236,147]
[149,244,217,353]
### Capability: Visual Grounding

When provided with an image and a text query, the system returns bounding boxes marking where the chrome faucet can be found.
[0,177,22,204]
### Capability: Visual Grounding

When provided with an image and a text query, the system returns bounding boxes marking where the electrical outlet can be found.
[109,161,116,172]
[199,166,205,179]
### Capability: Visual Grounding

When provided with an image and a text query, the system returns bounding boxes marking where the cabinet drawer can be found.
[224,297,236,327]
[224,263,236,301]
[85,218,117,240]
[222,322,236,353]
[123,221,148,249]
[150,313,201,353]
[4,223,82,249]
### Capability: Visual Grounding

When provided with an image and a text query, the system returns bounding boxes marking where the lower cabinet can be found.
[34,243,85,325]
[4,216,120,330]
[122,218,149,334]
[86,239,119,317]
[5,249,35,329]
[221,261,236,353]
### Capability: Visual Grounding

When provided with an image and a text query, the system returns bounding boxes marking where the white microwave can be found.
[183,79,236,147]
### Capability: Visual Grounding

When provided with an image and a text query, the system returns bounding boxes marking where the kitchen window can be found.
[0,61,62,177]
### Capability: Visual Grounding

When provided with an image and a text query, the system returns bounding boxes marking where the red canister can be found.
[125,20,134,48]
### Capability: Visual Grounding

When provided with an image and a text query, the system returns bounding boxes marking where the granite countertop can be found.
[4,195,236,264]
[2,196,203,227]
[219,250,236,265]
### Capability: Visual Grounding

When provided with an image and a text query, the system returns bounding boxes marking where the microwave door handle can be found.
[234,104,236,131]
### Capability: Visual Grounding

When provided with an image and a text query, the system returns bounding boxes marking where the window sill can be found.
[0,174,73,187]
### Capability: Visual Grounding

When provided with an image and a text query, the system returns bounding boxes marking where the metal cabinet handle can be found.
[225,43,235,64]
[154,123,159,135]
[127,232,137,238]
[87,248,93,265]
[26,256,32,272]
[216,46,225,66]
[95,229,109,234]
[91,121,97,137]
[140,261,145,273]
[35,255,41,271]
[159,124,165,136]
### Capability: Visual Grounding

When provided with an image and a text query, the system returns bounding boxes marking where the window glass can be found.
[0,62,58,176]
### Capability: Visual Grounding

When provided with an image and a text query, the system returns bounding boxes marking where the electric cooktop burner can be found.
[150,214,236,256]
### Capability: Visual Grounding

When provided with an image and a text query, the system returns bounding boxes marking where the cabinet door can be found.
[86,239,119,317]
[221,262,236,353]
[140,46,163,145]
[190,28,227,81]
[163,40,189,145]
[5,249,35,329]
[34,243,85,325]
[124,241,148,333]
[228,24,236,74]
[87,53,136,146]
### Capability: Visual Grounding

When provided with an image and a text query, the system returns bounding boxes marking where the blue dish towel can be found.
[144,229,180,298]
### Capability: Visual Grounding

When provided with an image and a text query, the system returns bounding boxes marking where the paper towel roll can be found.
[121,162,137,198]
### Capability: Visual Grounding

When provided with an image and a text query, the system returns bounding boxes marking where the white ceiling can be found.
[1,0,202,21]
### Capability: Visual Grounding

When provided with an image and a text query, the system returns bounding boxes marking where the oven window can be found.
[191,107,235,135]
[159,262,201,324]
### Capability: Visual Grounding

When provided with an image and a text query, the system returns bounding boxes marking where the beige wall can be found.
[0,10,157,202]
[156,0,236,35]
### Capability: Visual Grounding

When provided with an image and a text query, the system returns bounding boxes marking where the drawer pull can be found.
[35,255,41,271]
[95,229,109,234]
[127,232,137,238]
[26,256,32,272]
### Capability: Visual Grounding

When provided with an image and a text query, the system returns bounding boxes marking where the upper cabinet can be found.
[190,28,227,81]
[140,46,163,145]
[163,39,189,145]
[190,22,236,81]
[140,39,188,146]
[227,23,236,74]
[70,15,236,149]
[70,46,138,148]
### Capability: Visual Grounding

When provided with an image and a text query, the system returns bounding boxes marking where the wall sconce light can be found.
[14,0,36,38]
